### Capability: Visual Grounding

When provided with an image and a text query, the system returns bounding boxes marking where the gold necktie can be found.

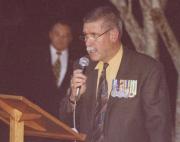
[53,53,61,85]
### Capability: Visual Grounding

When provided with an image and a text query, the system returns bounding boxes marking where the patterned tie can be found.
[92,63,109,142]
[53,52,61,85]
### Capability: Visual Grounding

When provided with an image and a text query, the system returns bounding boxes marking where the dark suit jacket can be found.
[74,47,172,142]
[16,44,74,119]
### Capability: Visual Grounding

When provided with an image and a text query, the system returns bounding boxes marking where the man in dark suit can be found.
[15,20,76,142]
[17,20,74,119]
[60,5,172,142]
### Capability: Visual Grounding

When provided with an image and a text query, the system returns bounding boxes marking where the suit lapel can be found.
[59,54,73,93]
[85,62,99,129]
[46,47,58,87]
[87,62,98,107]
[105,47,133,124]
[116,46,132,80]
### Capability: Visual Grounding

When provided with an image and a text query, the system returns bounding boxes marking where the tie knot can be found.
[103,63,109,71]
[56,51,61,56]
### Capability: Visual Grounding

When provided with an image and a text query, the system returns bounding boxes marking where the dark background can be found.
[0,0,179,141]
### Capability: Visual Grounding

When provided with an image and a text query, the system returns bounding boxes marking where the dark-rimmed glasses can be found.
[79,28,112,42]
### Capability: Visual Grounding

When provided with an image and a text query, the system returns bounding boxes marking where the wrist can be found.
[69,95,76,104]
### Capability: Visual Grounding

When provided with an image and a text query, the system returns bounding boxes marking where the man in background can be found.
[20,20,75,142]
[21,19,75,118]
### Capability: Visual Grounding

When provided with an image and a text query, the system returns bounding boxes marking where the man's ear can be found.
[110,28,119,42]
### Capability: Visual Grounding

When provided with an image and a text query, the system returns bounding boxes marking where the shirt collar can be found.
[95,45,123,70]
[50,44,68,56]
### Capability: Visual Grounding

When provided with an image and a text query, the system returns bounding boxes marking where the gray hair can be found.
[83,6,123,34]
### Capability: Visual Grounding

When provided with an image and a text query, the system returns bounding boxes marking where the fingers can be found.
[71,69,87,89]
[70,69,87,97]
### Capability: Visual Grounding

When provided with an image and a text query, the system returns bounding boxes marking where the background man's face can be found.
[49,23,72,52]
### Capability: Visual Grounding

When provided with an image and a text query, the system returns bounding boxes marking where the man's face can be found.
[49,23,72,52]
[83,19,116,63]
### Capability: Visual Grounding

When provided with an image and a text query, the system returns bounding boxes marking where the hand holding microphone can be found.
[70,57,89,102]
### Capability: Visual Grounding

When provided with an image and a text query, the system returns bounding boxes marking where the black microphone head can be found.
[79,56,89,67]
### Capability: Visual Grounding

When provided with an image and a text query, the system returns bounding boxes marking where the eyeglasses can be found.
[79,28,112,42]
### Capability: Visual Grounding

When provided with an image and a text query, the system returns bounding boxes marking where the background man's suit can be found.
[16,43,78,142]
[16,43,75,118]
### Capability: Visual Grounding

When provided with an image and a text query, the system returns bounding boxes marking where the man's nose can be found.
[85,38,94,47]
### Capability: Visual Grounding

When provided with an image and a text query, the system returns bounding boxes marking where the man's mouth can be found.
[86,46,97,54]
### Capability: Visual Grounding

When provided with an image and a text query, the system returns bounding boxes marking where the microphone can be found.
[76,56,89,97]
[71,57,89,132]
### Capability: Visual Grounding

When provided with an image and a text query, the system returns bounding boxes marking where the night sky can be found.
[0,0,179,47]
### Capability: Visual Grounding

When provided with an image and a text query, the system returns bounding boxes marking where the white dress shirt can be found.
[50,44,68,87]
